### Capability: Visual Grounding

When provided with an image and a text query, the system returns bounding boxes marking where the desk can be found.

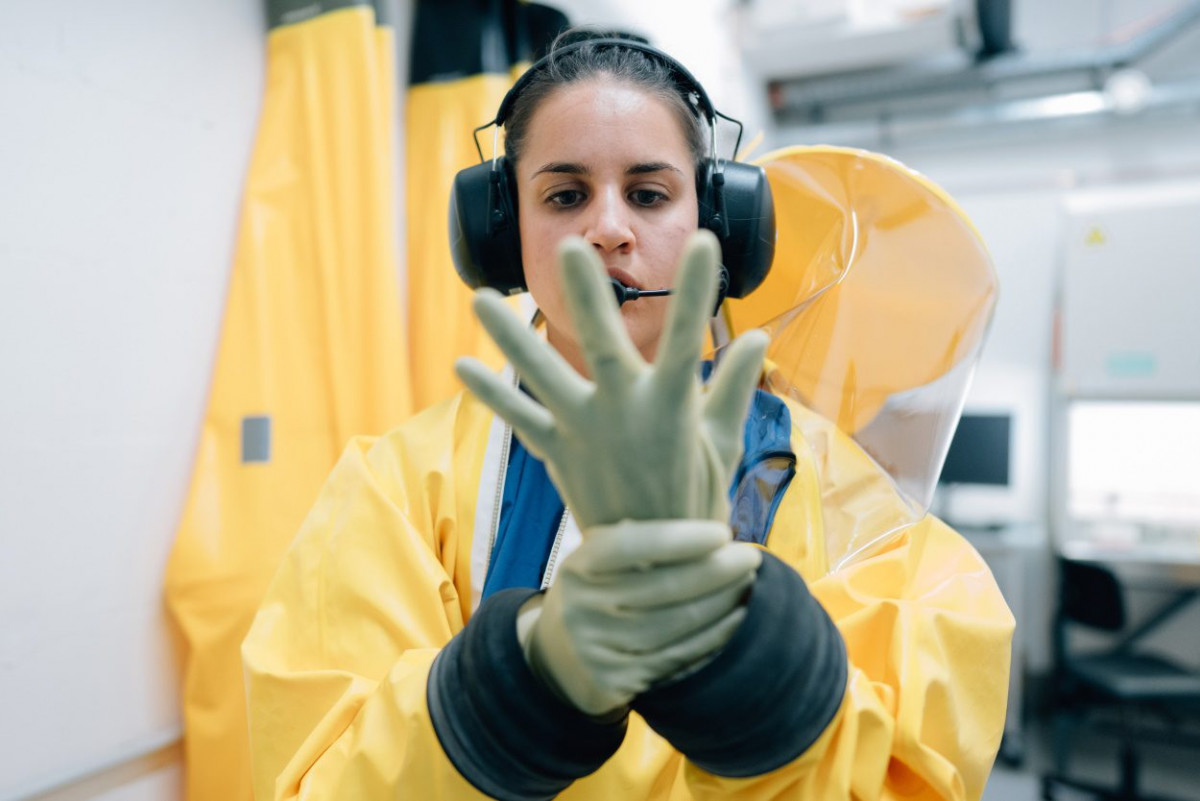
[1060,539,1200,587]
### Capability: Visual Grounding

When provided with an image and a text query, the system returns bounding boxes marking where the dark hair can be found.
[502,29,709,174]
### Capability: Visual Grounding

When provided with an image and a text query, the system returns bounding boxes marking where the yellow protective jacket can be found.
[243,384,1014,800]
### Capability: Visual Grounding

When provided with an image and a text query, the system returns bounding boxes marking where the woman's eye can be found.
[547,190,585,208]
[630,189,667,207]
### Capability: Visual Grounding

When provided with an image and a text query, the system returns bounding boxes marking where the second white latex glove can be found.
[516,519,761,717]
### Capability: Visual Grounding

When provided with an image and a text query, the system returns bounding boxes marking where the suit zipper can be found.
[540,510,570,590]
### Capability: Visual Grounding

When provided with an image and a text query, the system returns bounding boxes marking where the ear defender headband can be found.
[448,37,776,309]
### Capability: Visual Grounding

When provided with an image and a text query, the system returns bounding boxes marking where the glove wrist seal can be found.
[632,552,847,778]
[428,588,628,800]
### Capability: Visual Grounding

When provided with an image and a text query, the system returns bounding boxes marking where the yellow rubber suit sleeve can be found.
[242,411,482,800]
[651,399,1013,801]
[669,515,1013,801]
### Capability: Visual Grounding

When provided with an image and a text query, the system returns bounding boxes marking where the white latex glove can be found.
[515,519,761,716]
[455,230,768,528]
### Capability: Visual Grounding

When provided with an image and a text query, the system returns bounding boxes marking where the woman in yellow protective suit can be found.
[243,31,1013,801]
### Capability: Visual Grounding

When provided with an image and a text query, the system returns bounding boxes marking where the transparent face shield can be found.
[713,146,998,570]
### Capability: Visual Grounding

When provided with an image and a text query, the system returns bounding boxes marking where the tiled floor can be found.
[982,717,1200,801]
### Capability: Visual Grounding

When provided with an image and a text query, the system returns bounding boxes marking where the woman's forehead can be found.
[518,79,693,169]
[540,77,656,116]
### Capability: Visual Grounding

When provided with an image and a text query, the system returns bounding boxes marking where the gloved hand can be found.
[455,230,768,528]
[515,518,761,716]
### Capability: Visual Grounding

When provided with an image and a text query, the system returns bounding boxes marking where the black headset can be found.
[448,37,775,308]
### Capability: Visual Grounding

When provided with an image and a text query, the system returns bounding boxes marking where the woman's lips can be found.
[606,267,643,290]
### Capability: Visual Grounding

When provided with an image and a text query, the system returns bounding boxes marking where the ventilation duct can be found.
[768,0,1200,119]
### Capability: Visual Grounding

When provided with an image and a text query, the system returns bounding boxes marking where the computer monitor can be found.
[939,413,1011,487]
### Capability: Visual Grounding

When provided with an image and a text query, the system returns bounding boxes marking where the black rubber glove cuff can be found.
[428,588,628,801]
[632,551,847,777]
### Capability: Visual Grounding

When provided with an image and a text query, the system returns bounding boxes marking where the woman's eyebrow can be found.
[532,162,588,177]
[627,162,683,176]
[530,161,684,178]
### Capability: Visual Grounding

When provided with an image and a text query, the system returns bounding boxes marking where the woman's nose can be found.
[584,188,634,254]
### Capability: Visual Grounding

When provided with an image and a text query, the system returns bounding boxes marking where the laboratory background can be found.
[2,0,1199,799]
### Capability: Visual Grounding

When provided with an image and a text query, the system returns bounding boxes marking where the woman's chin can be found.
[619,309,665,360]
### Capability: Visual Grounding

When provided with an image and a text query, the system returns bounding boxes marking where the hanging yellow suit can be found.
[164,4,411,800]
[405,0,568,410]
[243,148,1014,800]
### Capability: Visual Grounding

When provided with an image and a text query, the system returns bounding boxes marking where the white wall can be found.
[0,1,264,798]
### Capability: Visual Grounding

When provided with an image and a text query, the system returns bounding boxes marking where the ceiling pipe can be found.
[774,75,1200,151]
[772,0,1200,117]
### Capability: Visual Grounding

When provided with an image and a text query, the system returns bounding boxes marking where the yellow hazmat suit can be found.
[243,390,1011,800]
[243,148,1013,800]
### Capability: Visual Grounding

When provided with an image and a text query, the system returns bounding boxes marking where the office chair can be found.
[1042,558,1200,801]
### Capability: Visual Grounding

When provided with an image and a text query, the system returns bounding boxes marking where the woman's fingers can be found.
[558,238,643,389]
[594,575,755,654]
[572,519,733,575]
[471,289,589,416]
[606,543,762,609]
[703,329,769,469]
[636,605,748,678]
[455,357,556,456]
[652,231,721,400]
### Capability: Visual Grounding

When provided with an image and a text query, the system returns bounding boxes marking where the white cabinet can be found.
[1059,184,1200,399]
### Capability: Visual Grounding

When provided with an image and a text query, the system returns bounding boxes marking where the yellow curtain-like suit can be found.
[164,3,411,799]
[405,0,568,410]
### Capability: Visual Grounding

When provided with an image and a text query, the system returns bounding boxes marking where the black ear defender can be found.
[448,37,776,307]
[449,151,525,294]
